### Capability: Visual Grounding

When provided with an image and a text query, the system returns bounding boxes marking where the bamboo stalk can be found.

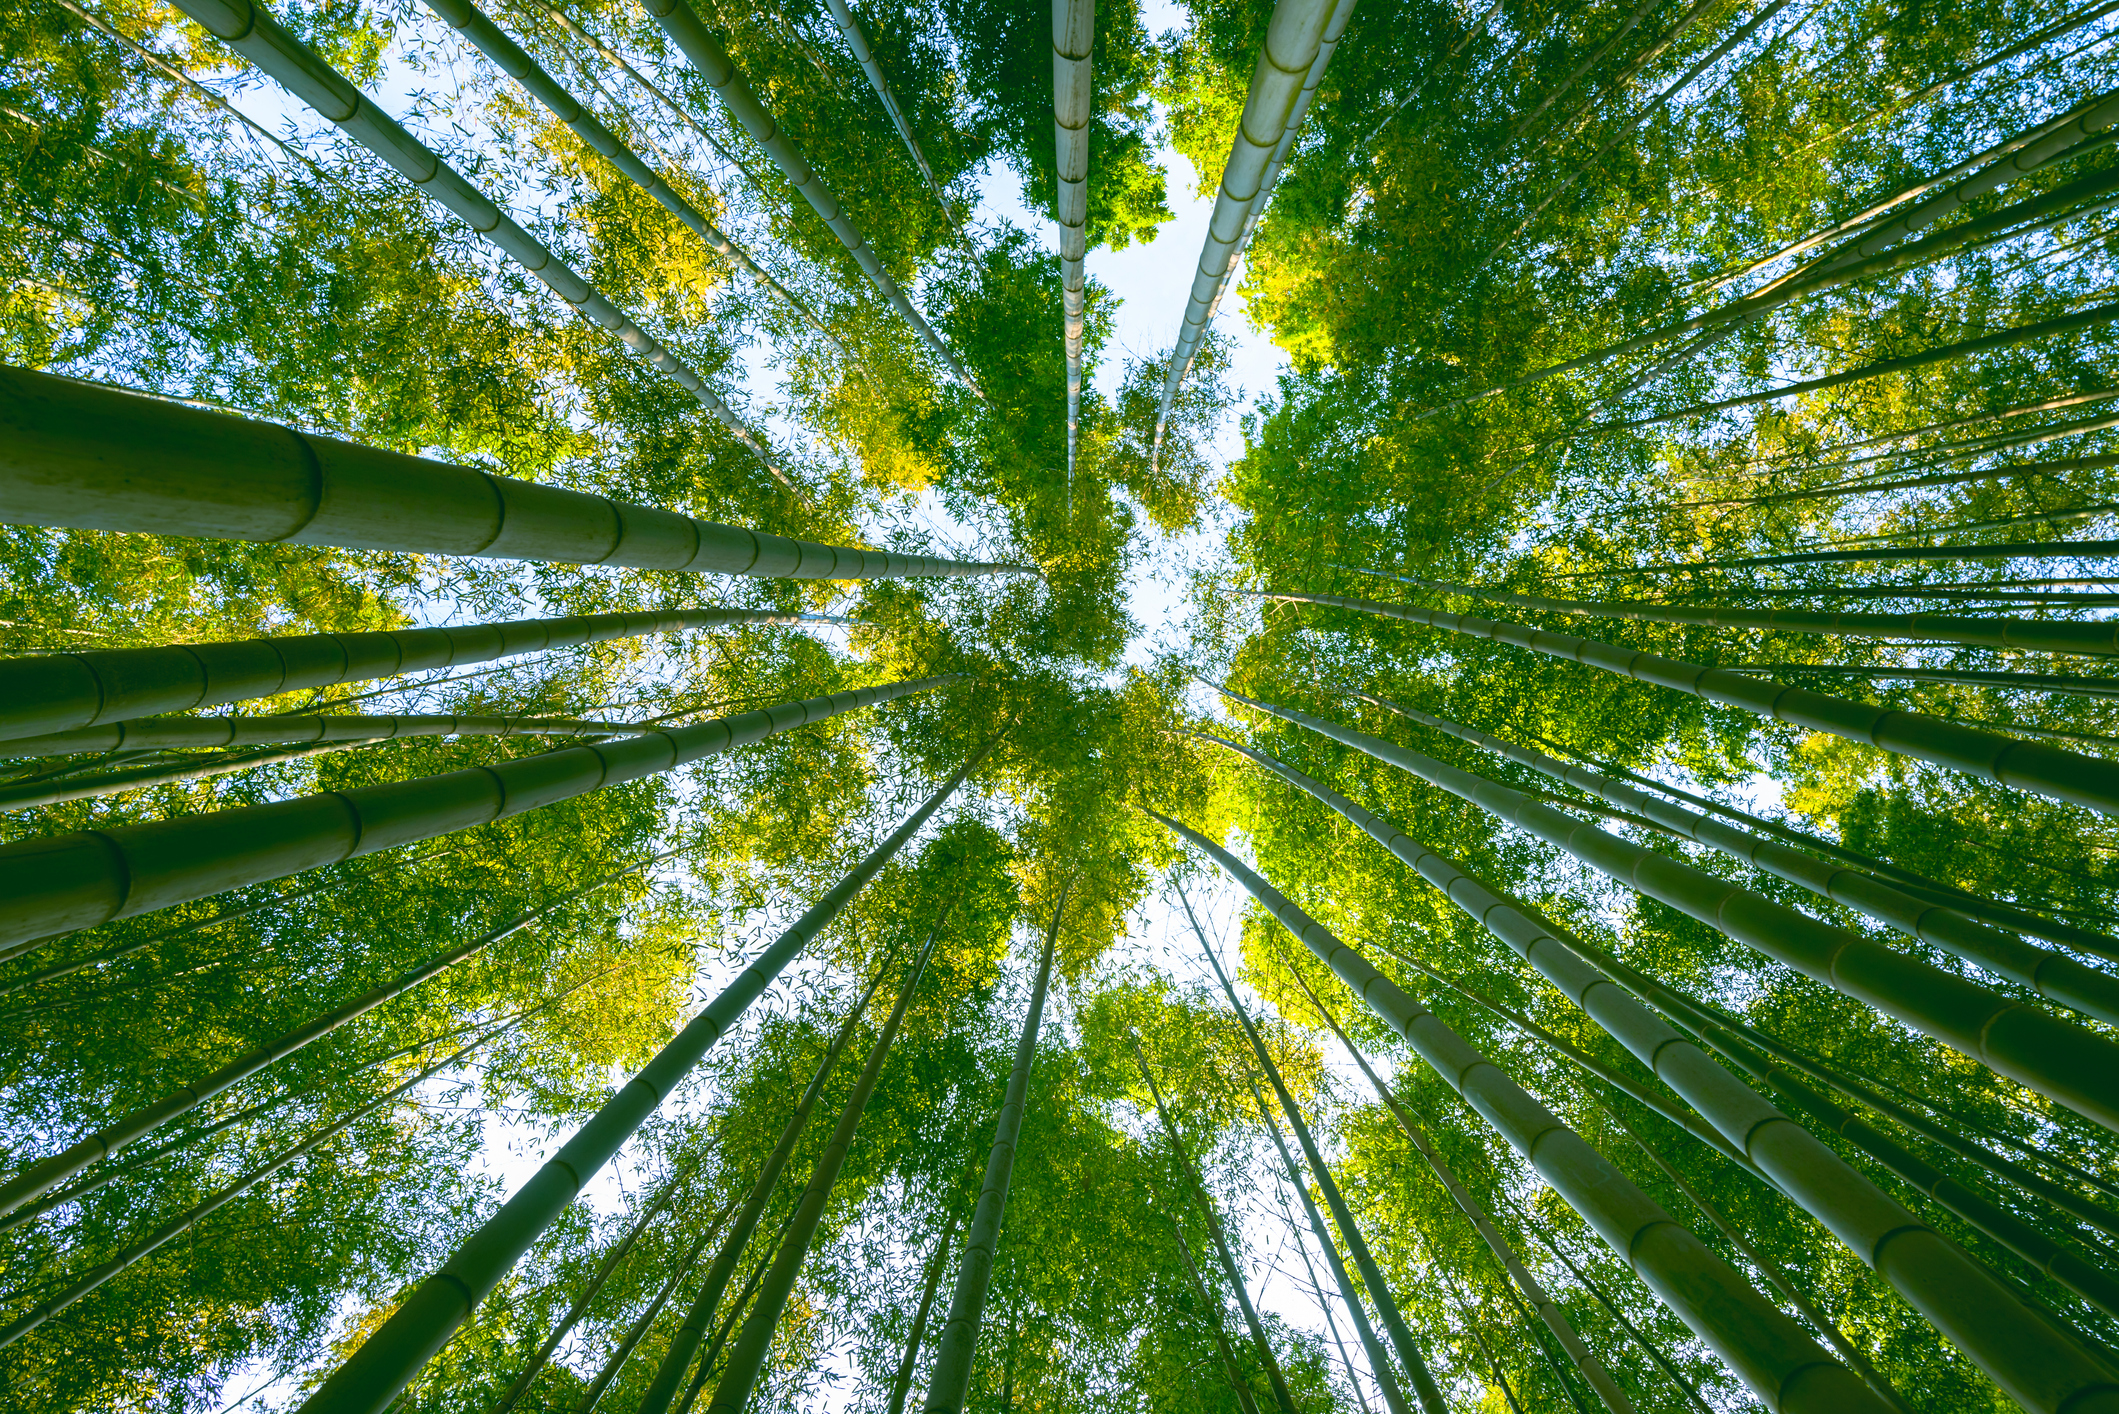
[1143,807,1889,1414]
[296,738,990,1414]
[703,908,949,1411]
[1749,661,2119,700]
[164,0,786,480]
[1053,0,1094,487]
[822,0,956,223]
[920,884,1069,1414]
[639,0,976,390]
[5,710,657,759]
[1160,1199,1266,1414]
[1270,588,2119,816]
[569,1226,717,1414]
[884,1215,962,1414]
[1196,715,2119,1407]
[0,368,1023,623]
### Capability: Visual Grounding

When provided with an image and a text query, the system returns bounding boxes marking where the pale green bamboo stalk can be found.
[420,0,833,340]
[7,710,656,757]
[163,0,785,480]
[0,369,1021,623]
[296,738,989,1414]
[1271,588,2119,816]
[671,1229,787,1414]
[0,847,681,1221]
[1161,1202,1266,1414]
[1143,807,1889,1414]
[884,1215,961,1414]
[1131,1034,1301,1414]
[1,740,361,811]
[638,0,975,390]
[823,0,955,223]
[1149,0,1337,468]
[0,677,957,953]
[1190,901,1450,1414]
[1364,691,2119,1025]
[921,885,1068,1414]
[1053,0,1094,486]
[704,909,948,1411]
[1244,1076,1418,1414]
[571,1225,718,1414]
[1517,1218,1714,1414]
[1193,724,2119,1411]
[1751,661,2119,701]
[1280,1221,1380,1414]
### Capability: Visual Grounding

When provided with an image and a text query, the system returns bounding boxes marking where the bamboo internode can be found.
[1144,808,1890,1414]
[0,677,962,952]
[1273,588,2119,816]
[163,0,781,474]
[0,367,1022,596]
[1053,0,1094,484]
[297,738,990,1414]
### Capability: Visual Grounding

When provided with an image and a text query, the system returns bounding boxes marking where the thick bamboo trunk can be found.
[1143,807,1890,1414]
[163,0,782,477]
[885,1216,962,1414]
[1246,1077,1416,1414]
[0,368,1020,609]
[1190,724,2119,1409]
[1368,692,2119,1023]
[1272,589,2119,816]
[1226,687,2119,1135]
[1148,0,1337,467]
[294,741,988,1414]
[417,0,829,342]
[1053,0,1094,485]
[0,848,677,1221]
[822,0,957,223]
[1281,963,1658,1413]
[920,885,1068,1414]
[638,0,975,390]
[704,912,947,1411]
[1191,904,1450,1414]
[633,914,916,1414]
[0,677,956,953]
[1164,1212,1267,1414]
[1132,1036,1302,1414]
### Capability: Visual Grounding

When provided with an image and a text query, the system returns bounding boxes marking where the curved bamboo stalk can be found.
[639,0,976,390]
[1190,720,2119,1408]
[634,951,894,1414]
[1054,0,1094,487]
[1143,807,1889,1414]
[1190,901,1450,1414]
[296,737,990,1414]
[1148,0,1338,469]
[1160,1200,1265,1414]
[921,883,1068,1414]
[164,0,785,481]
[822,0,955,223]
[0,368,1022,616]
[1224,686,2119,1136]
[0,847,680,1221]
[704,908,949,1411]
[1130,1033,1301,1414]
[1246,1076,1417,1414]
[884,1214,962,1414]
[1362,690,2119,1024]
[6,710,656,759]
[1269,589,2119,816]
[419,0,834,342]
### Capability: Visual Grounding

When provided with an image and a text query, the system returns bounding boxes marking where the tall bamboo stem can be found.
[1053,0,1094,487]
[885,1214,962,1414]
[822,0,957,223]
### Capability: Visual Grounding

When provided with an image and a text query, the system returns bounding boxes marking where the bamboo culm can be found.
[704,910,949,1412]
[164,0,782,475]
[920,884,1068,1414]
[295,739,991,1414]
[1520,1221,1714,1414]
[822,0,957,223]
[885,1215,962,1414]
[0,847,681,1222]
[1364,689,2119,1026]
[1148,0,1336,468]
[1163,1208,1266,1414]
[1227,686,2119,1136]
[1053,0,1094,484]
[1189,901,1450,1414]
[631,907,909,1414]
[0,677,957,954]
[569,1224,718,1414]
[0,369,1022,622]
[4,710,659,758]
[1273,588,2119,817]
[1131,1035,1302,1414]
[1191,725,2119,1411]
[1751,661,2119,701]
[671,1230,787,1414]
[1143,807,1890,1414]
[638,0,976,390]
[1245,1075,1417,1414]
[419,0,832,343]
